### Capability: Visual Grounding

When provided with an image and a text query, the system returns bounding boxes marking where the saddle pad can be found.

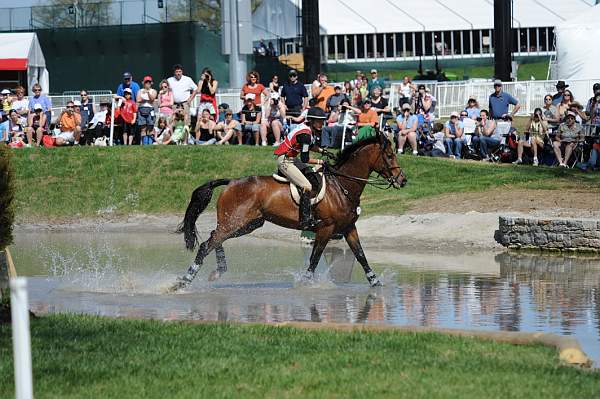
[272,172,326,206]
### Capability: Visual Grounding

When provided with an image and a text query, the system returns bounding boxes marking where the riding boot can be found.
[299,191,318,229]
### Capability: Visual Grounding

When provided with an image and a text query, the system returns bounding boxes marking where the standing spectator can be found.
[240,93,262,145]
[116,72,140,99]
[413,84,434,129]
[158,79,174,121]
[154,117,172,145]
[115,88,137,145]
[542,94,560,132]
[281,69,308,116]
[367,69,385,95]
[25,104,47,147]
[514,108,547,166]
[269,75,280,93]
[167,64,197,126]
[553,111,584,167]
[397,76,415,107]
[311,73,335,112]
[137,76,157,145]
[555,89,574,122]
[194,109,217,145]
[444,111,465,159]
[396,103,419,155]
[79,90,95,145]
[28,83,52,127]
[260,92,286,146]
[351,71,363,90]
[369,87,390,116]
[1,89,12,117]
[215,110,241,145]
[552,81,568,106]
[55,101,81,146]
[586,88,600,136]
[12,86,29,119]
[464,97,481,119]
[195,68,218,120]
[240,71,269,105]
[358,75,369,102]
[489,80,520,120]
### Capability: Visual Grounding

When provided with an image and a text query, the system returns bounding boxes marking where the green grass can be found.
[1,314,599,399]
[9,144,600,221]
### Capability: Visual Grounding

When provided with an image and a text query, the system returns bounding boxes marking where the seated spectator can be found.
[396,103,418,155]
[114,88,137,146]
[473,111,503,160]
[321,98,360,148]
[55,101,82,146]
[137,76,157,145]
[369,87,390,116]
[326,85,348,112]
[514,108,548,166]
[5,109,26,147]
[261,92,286,146]
[586,88,600,136]
[553,111,584,167]
[12,86,29,119]
[194,109,217,145]
[216,103,230,123]
[555,89,573,121]
[158,79,174,121]
[88,102,111,143]
[444,111,465,159]
[464,97,481,119]
[542,94,560,132]
[215,110,241,145]
[240,71,269,104]
[170,111,190,145]
[1,89,12,118]
[397,76,415,107]
[423,122,446,157]
[240,93,262,145]
[354,99,379,142]
[154,117,172,145]
[25,104,47,147]
[585,143,600,171]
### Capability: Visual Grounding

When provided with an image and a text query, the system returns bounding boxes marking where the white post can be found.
[10,277,33,399]
[109,98,115,146]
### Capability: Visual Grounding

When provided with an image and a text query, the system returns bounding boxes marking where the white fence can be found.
[390,79,599,118]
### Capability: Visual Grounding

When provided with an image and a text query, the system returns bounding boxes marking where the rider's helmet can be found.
[306,107,327,120]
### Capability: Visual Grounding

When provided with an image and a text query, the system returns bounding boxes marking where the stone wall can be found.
[495,216,600,252]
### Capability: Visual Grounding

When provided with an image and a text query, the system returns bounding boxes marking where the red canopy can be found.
[0,58,28,71]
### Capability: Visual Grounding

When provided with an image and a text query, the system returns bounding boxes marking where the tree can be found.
[166,0,262,31]
[32,0,114,29]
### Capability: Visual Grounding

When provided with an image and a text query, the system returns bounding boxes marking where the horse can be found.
[169,132,407,292]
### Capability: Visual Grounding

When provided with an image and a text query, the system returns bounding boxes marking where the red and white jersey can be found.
[273,123,312,158]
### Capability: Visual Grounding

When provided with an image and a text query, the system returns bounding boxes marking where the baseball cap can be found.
[493,79,502,86]
[418,84,426,90]
[450,111,459,118]
[123,88,133,94]
[401,103,411,111]
[1,89,10,95]
[123,72,132,79]
[288,69,298,76]
[143,75,153,82]
[370,69,377,74]
[219,103,230,109]
[566,110,577,118]
[33,103,43,111]
[73,100,81,106]
[270,92,280,100]
[244,93,256,100]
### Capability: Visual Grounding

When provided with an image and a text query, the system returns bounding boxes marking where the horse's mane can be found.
[333,135,379,167]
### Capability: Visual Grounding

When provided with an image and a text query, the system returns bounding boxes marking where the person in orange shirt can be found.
[311,73,336,112]
[353,99,379,142]
[55,101,82,146]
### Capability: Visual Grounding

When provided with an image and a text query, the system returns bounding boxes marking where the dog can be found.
[93,136,108,146]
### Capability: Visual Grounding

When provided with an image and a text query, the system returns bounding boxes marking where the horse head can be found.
[374,130,407,188]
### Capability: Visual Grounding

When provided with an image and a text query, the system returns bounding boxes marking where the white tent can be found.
[0,33,49,95]
[555,5,600,101]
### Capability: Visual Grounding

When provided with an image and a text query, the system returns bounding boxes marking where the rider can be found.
[274,107,327,229]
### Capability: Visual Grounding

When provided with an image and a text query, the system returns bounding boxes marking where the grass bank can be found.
[10,144,600,221]
[1,314,598,399]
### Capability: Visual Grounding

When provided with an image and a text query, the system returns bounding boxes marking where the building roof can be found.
[253,0,598,39]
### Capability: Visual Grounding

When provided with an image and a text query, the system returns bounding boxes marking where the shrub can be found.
[0,144,15,250]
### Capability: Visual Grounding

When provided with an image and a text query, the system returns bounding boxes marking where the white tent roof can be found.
[0,32,48,94]
[253,0,598,38]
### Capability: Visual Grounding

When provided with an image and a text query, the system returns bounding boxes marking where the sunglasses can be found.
[80,94,87,97]
[66,106,74,109]
[33,89,41,92]
[564,94,572,97]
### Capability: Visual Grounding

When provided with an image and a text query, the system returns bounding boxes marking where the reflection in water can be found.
[10,232,600,366]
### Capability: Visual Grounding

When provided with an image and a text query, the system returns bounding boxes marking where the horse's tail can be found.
[177,179,231,251]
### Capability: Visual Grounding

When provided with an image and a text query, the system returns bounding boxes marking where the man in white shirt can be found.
[167,64,198,126]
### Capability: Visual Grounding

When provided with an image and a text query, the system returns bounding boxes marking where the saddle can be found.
[272,169,326,206]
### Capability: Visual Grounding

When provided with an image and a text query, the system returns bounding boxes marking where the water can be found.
[11,231,600,365]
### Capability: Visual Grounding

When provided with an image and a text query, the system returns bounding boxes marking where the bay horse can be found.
[170,132,407,292]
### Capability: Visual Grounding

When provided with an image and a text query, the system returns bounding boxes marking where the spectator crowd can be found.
[1,65,599,170]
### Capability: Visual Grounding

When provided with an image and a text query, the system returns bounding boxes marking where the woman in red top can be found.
[114,88,138,145]
[240,70,269,105]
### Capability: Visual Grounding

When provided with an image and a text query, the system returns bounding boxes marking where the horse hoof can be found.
[208,270,222,282]
[301,271,314,282]
[369,278,383,287]
[167,278,188,293]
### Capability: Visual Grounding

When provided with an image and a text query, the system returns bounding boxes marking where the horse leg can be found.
[208,218,265,281]
[344,224,382,287]
[303,225,335,280]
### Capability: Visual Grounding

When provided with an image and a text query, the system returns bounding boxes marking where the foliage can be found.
[167,0,263,30]
[32,0,113,29]
[1,314,599,399]
[8,144,600,221]
[0,145,14,250]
